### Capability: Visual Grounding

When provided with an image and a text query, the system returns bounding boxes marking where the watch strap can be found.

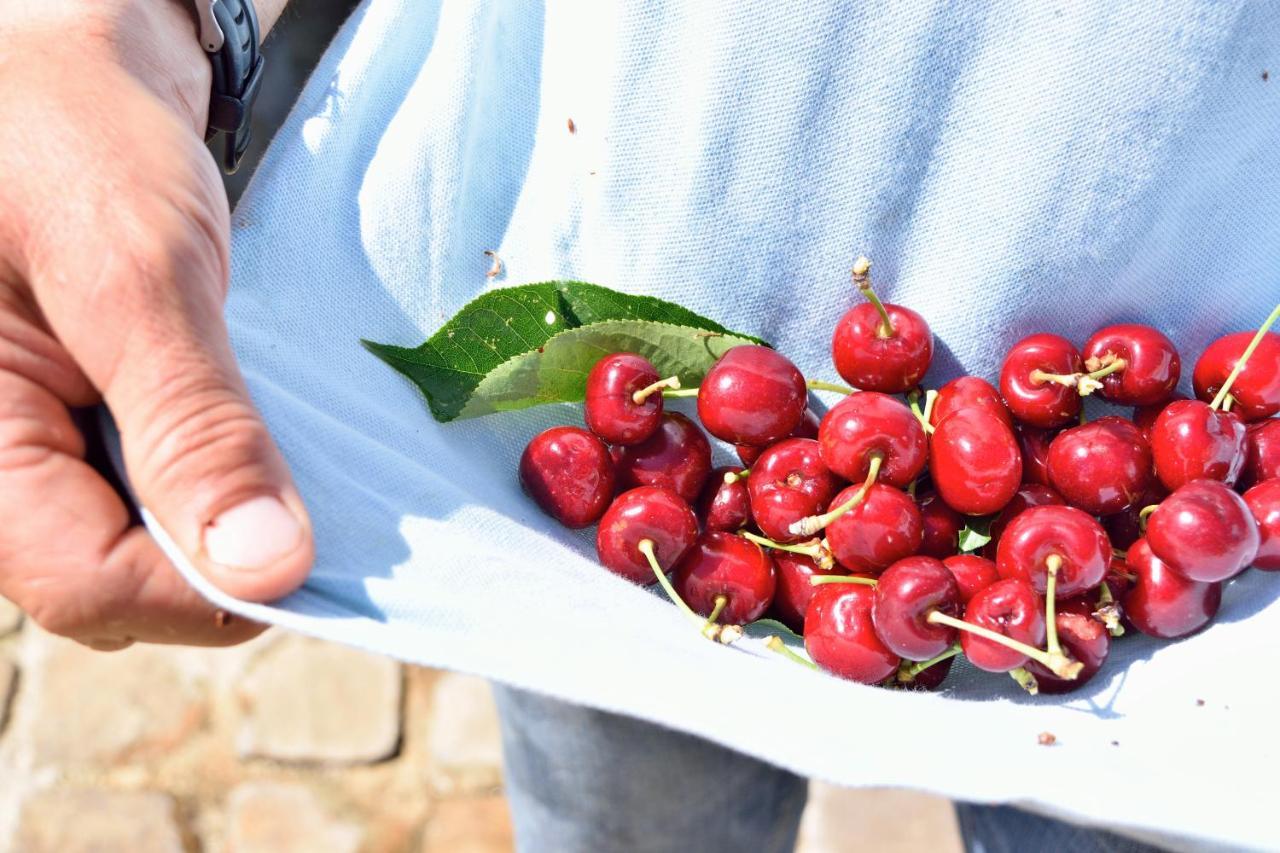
[196,0,263,175]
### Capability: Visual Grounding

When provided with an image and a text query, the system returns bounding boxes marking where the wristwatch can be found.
[192,0,264,174]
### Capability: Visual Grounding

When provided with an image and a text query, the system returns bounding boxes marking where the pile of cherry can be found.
[519,258,1280,694]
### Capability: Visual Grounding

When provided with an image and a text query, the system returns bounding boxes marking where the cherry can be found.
[871,557,960,660]
[747,438,844,543]
[613,412,712,504]
[1123,538,1222,639]
[1024,610,1109,694]
[1101,482,1168,550]
[824,484,923,573]
[1046,416,1154,515]
[1148,479,1260,582]
[805,582,901,684]
[831,257,933,394]
[769,552,849,633]
[983,484,1064,560]
[959,578,1046,673]
[1243,479,1280,570]
[818,392,927,488]
[1015,424,1058,487]
[1081,324,1181,406]
[929,376,1012,429]
[697,345,807,445]
[519,426,615,528]
[584,353,674,445]
[672,532,776,625]
[736,408,820,467]
[1149,400,1247,490]
[895,653,955,691]
[595,487,698,584]
[1193,322,1280,422]
[996,505,1110,598]
[918,492,964,559]
[942,554,1001,604]
[929,409,1023,516]
[1241,419,1280,490]
[1133,393,1187,442]
[999,333,1086,429]
[696,466,752,532]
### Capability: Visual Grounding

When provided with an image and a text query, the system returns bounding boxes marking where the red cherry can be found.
[817,392,927,488]
[929,376,1012,429]
[1243,479,1280,570]
[696,466,752,532]
[519,426,615,528]
[770,552,849,633]
[929,409,1023,516]
[959,578,1046,673]
[697,345,806,445]
[896,655,954,691]
[942,554,1001,604]
[824,484,923,573]
[672,532,776,624]
[1024,610,1109,694]
[1081,324,1181,406]
[747,439,844,543]
[1133,393,1188,442]
[1046,417,1154,515]
[735,408,820,466]
[595,487,698,584]
[613,412,712,504]
[1015,423,1059,487]
[871,557,960,661]
[983,484,1064,560]
[805,582,901,684]
[1194,330,1280,422]
[996,505,1110,598]
[999,333,1085,429]
[1123,538,1222,639]
[918,492,964,559]
[1149,400,1247,490]
[1148,479,1260,582]
[1241,419,1280,490]
[584,353,669,445]
[1101,482,1168,550]
[830,258,933,393]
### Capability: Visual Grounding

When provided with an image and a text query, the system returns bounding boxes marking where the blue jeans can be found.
[493,686,1167,853]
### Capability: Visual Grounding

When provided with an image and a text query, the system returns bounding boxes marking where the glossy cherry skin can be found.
[584,353,664,445]
[613,412,712,504]
[1024,610,1109,694]
[918,493,964,559]
[831,302,933,394]
[1123,538,1222,639]
[697,345,807,445]
[929,376,1012,429]
[696,466,752,532]
[1082,324,1181,406]
[825,484,923,573]
[520,426,615,528]
[672,532,776,624]
[942,554,1001,605]
[1148,479,1260,582]
[747,439,844,543]
[960,578,1046,673]
[805,582,901,684]
[1015,424,1058,487]
[999,333,1084,429]
[736,408,820,467]
[983,484,1064,560]
[871,557,961,661]
[770,552,849,633]
[595,487,699,584]
[996,505,1110,598]
[1046,417,1154,515]
[1149,400,1247,491]
[818,392,927,488]
[1243,479,1280,570]
[1194,330,1280,422]
[1241,419,1280,490]
[929,409,1023,516]
[1133,393,1187,443]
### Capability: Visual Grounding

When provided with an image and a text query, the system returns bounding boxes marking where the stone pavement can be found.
[0,596,960,852]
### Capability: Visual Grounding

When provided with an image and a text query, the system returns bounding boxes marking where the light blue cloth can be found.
[155,1,1280,847]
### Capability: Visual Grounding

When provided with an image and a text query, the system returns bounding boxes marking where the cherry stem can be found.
[1044,555,1063,659]
[740,531,835,570]
[1096,583,1124,638]
[662,388,700,399]
[1138,503,1158,534]
[766,635,819,670]
[705,594,728,627]
[1029,368,1082,389]
[1222,394,1235,413]
[809,575,878,587]
[920,389,938,431]
[637,539,703,629]
[1210,302,1280,410]
[907,389,937,434]
[901,643,961,680]
[926,610,1083,680]
[807,378,857,395]
[1077,358,1127,396]
[724,469,750,484]
[633,376,682,404]
[1112,548,1128,560]
[852,256,895,338]
[789,453,883,537]
[1009,667,1040,695]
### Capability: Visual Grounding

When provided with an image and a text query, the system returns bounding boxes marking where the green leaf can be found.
[957,517,993,553]
[743,618,807,648]
[363,281,766,422]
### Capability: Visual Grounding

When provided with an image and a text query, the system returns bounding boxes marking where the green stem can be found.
[926,610,1082,680]
[902,643,961,680]
[851,256,894,338]
[1010,667,1040,695]
[789,453,883,537]
[724,468,749,484]
[1096,583,1124,638]
[638,539,702,628]
[740,531,834,569]
[919,389,938,432]
[1138,503,1158,534]
[1076,358,1126,396]
[766,636,818,670]
[662,387,701,399]
[807,379,857,396]
[1044,554,1063,659]
[1210,302,1280,410]
[809,575,878,587]
[633,376,682,404]
[705,594,727,628]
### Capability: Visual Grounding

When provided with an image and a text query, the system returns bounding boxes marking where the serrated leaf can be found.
[363,281,766,422]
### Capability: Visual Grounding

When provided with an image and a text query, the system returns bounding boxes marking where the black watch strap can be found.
[194,0,264,174]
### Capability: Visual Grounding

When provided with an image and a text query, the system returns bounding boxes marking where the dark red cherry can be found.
[960,578,1046,673]
[1101,482,1168,550]
[983,484,1064,560]
[1133,393,1188,443]
[996,505,1110,598]
[1082,324,1181,406]
[929,409,1023,516]
[672,532,776,624]
[770,552,849,633]
[1149,400,1247,490]
[942,554,1001,604]
[918,493,964,559]
[613,412,712,504]
[584,353,666,445]
[1243,479,1280,570]
[825,484,923,573]
[520,426,615,528]
[805,582,901,684]
[697,345,807,445]
[871,557,960,661]
[1024,610,1109,694]
[897,654,954,691]
[595,487,698,584]
[930,376,1012,429]
[1123,538,1221,639]
[747,439,844,543]
[1046,417,1154,515]
[1193,330,1280,422]
[696,466,752,532]
[830,259,933,394]
[817,392,927,488]
[1241,419,1280,490]
[1148,479,1260,582]
[735,408,820,466]
[999,333,1084,429]
[1015,424,1059,487]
